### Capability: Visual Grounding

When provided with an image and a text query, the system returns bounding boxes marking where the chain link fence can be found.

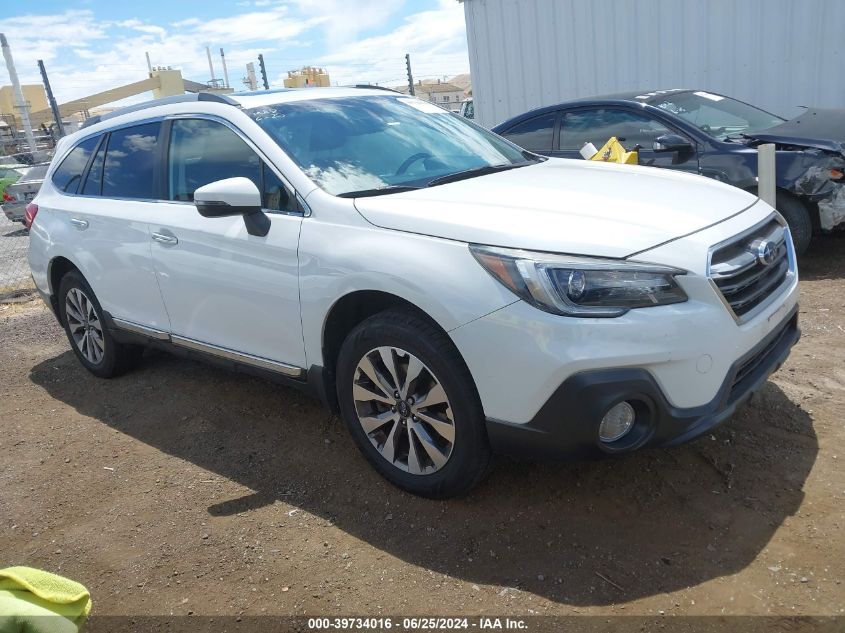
[0,210,33,298]
[1,155,52,299]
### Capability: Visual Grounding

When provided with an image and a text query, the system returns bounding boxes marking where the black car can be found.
[492,89,845,254]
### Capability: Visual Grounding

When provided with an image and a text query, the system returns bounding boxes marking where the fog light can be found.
[599,401,636,442]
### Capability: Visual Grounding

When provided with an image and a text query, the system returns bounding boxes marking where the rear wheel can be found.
[58,271,143,378]
[336,309,491,498]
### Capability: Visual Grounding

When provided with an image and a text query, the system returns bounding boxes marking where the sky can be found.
[0,0,470,107]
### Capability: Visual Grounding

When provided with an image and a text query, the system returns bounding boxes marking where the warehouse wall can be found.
[463,0,845,127]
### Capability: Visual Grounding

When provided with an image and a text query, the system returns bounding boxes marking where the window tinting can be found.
[502,114,556,152]
[559,109,671,150]
[51,135,100,194]
[102,123,160,199]
[168,119,260,201]
[81,138,105,196]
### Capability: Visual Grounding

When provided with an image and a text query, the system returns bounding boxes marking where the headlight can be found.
[470,244,688,317]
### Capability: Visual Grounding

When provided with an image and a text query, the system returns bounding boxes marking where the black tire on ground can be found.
[57,270,143,378]
[336,309,492,498]
[776,194,813,256]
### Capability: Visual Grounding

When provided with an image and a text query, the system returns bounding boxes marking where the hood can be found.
[353,159,758,258]
[746,108,845,155]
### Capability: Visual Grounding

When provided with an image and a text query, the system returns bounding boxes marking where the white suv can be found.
[28,88,799,497]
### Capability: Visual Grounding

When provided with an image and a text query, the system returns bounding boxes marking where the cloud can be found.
[291,0,405,45]
[0,1,470,112]
[311,0,469,87]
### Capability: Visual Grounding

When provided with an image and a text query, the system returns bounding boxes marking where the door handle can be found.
[69,218,89,230]
[151,231,178,246]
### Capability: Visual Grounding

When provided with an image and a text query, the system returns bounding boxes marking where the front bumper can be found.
[484,306,799,459]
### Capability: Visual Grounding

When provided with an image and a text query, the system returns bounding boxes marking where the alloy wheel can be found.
[352,346,455,475]
[65,288,105,365]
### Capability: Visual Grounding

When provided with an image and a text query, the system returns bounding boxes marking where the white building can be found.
[395,80,465,112]
[462,0,845,127]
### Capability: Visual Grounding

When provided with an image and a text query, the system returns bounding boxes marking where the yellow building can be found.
[0,85,49,126]
[283,67,330,88]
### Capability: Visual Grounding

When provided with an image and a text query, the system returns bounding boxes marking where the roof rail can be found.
[81,92,239,130]
[351,84,401,93]
[233,88,297,97]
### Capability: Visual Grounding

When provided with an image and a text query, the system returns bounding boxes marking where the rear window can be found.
[102,122,161,199]
[51,136,100,194]
[21,164,49,181]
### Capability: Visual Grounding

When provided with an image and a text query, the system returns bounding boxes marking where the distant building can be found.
[284,67,331,88]
[394,80,464,112]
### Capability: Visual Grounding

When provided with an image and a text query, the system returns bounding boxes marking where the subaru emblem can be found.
[753,239,776,266]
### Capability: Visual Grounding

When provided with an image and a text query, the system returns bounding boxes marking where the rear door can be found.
[146,116,306,372]
[553,107,700,174]
[47,127,170,331]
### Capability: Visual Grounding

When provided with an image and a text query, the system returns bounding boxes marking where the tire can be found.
[58,270,143,378]
[336,309,492,498]
[776,194,813,256]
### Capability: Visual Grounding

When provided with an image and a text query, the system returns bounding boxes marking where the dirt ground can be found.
[1,235,844,621]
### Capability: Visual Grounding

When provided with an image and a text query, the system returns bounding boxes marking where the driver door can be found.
[147,117,306,372]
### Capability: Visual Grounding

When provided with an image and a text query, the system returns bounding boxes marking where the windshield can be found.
[651,91,785,140]
[248,95,536,196]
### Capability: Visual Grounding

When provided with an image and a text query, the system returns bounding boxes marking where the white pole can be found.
[145,51,153,74]
[0,33,37,155]
[245,63,258,90]
[757,143,777,208]
[205,46,217,87]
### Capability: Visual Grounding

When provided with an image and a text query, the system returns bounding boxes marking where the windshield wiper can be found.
[426,162,532,187]
[337,185,422,198]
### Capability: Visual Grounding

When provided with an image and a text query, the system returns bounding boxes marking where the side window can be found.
[102,123,161,199]
[168,118,298,212]
[262,163,298,212]
[81,136,106,196]
[51,135,100,194]
[168,119,260,201]
[501,114,556,152]
[559,109,672,151]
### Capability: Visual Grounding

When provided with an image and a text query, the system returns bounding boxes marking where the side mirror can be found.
[194,177,269,237]
[653,133,693,153]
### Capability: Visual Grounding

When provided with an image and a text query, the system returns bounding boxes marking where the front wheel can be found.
[336,310,491,498]
[776,194,813,256]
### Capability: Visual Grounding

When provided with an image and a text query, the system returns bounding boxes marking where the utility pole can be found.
[37,59,64,138]
[205,46,219,88]
[219,48,230,89]
[257,54,269,90]
[405,53,415,96]
[244,63,258,90]
[0,33,37,155]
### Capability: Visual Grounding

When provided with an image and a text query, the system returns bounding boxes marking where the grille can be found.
[729,313,795,401]
[709,217,791,320]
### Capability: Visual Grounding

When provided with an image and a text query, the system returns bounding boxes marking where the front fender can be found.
[297,218,516,368]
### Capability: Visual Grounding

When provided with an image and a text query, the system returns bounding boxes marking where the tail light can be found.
[2,191,13,202]
[24,203,38,229]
